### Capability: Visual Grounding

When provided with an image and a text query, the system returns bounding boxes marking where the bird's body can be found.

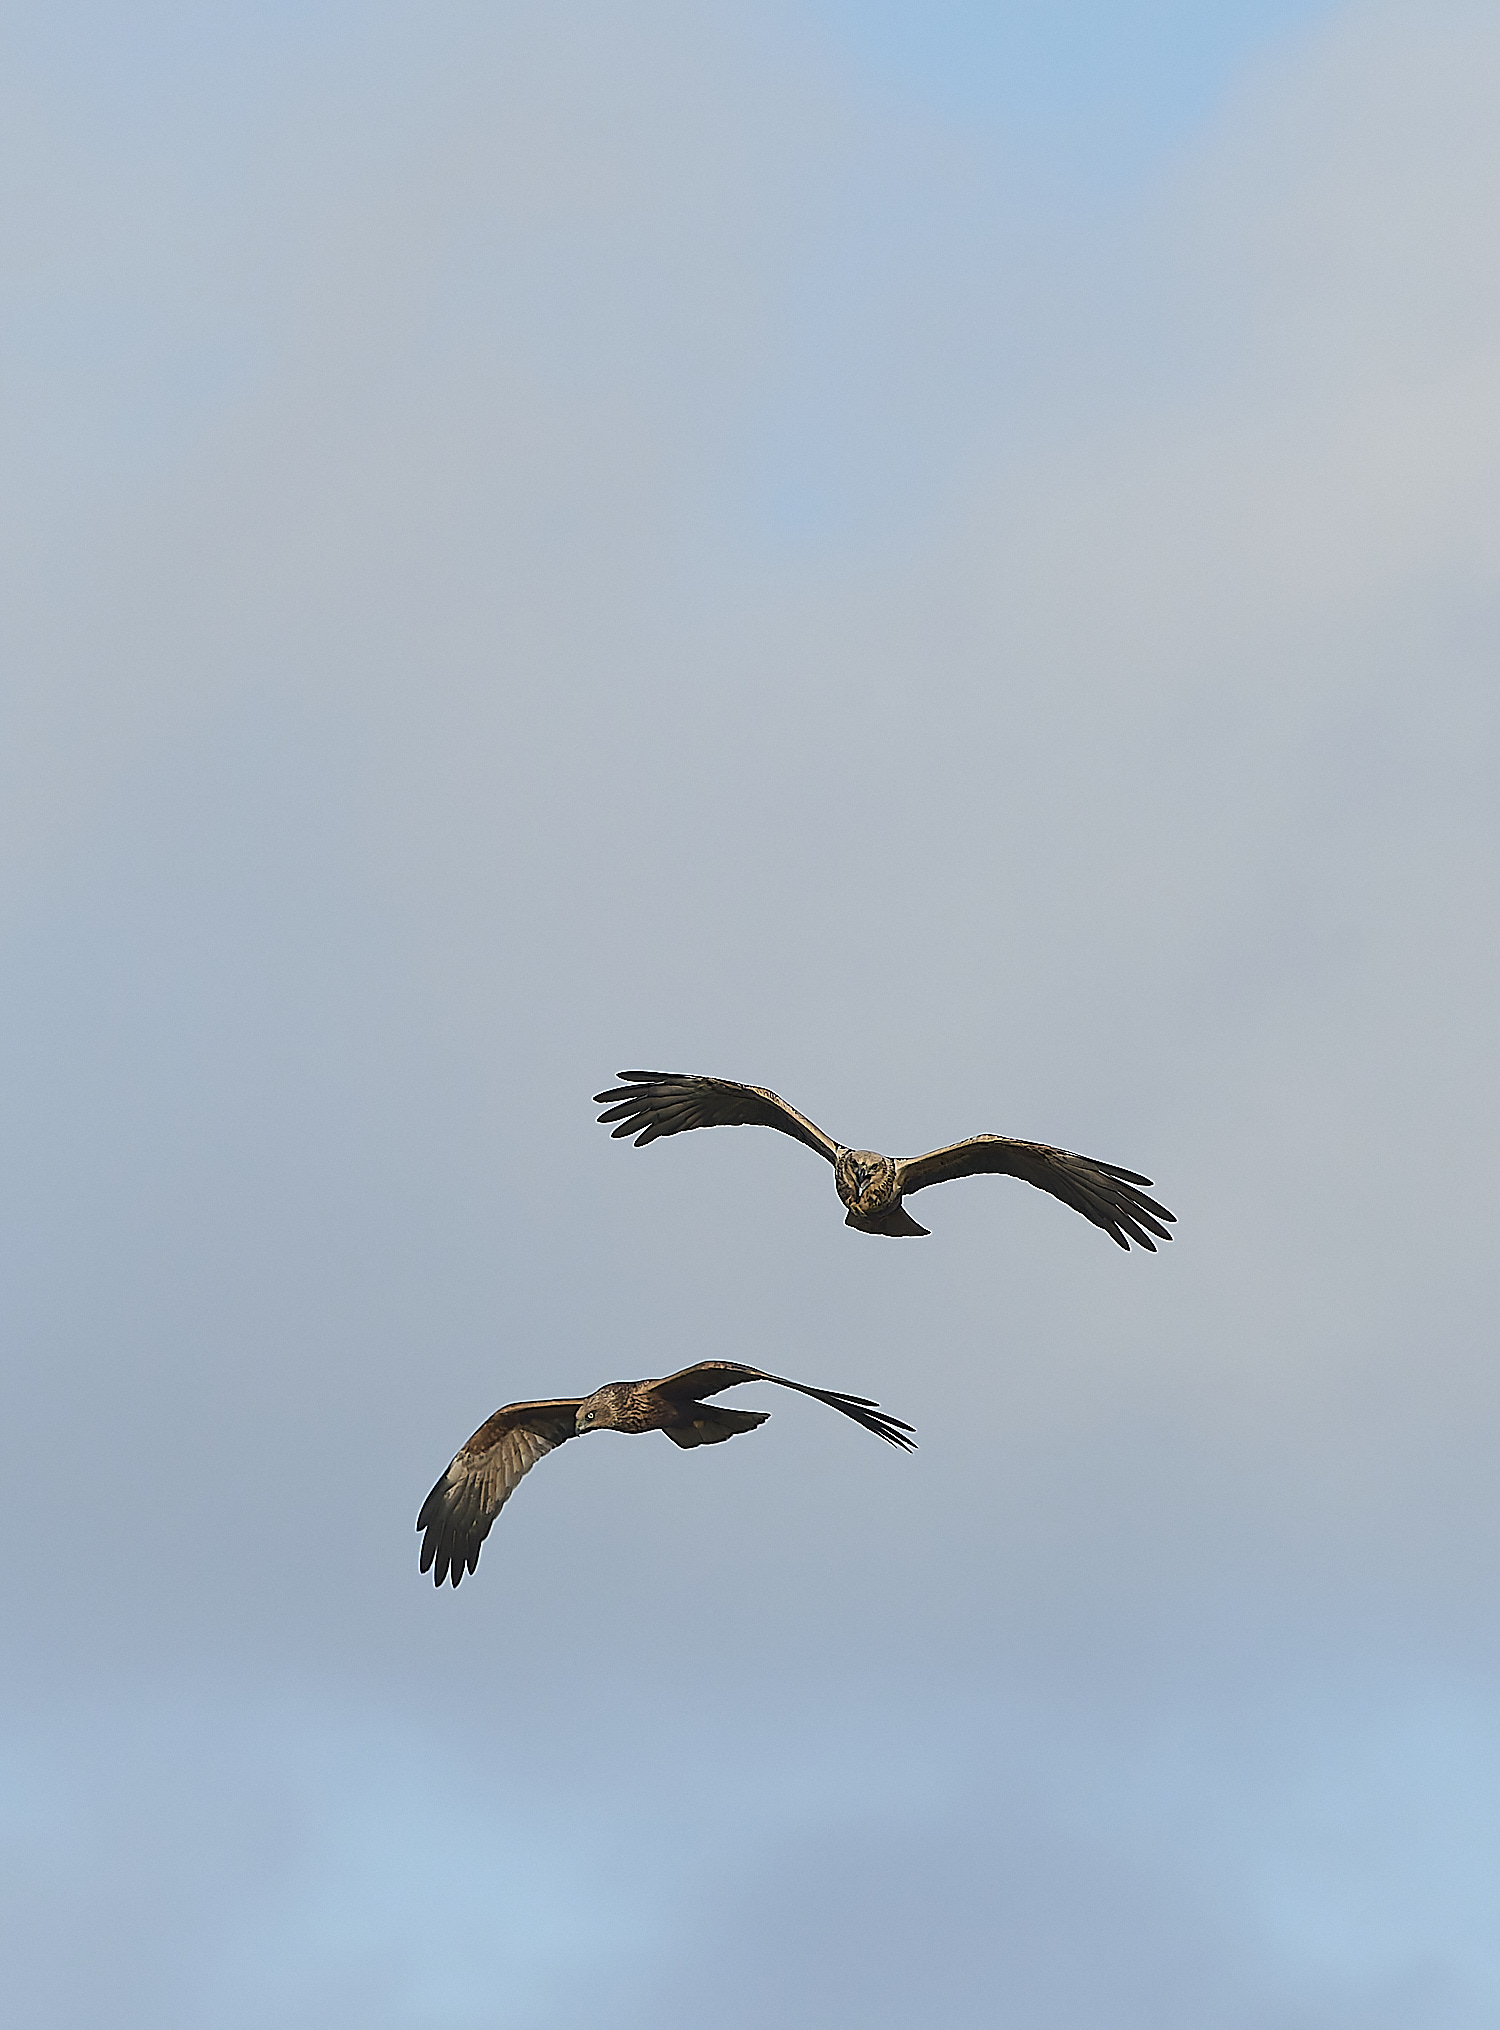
[835,1147,926,1233]
[417,1359,913,1587]
[596,1070,1175,1249]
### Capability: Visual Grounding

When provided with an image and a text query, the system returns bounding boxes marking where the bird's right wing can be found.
[417,1399,581,1587]
[594,1071,840,1165]
[652,1360,916,1450]
[895,1135,1175,1251]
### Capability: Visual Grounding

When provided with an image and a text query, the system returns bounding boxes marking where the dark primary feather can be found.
[895,1136,1175,1251]
[417,1399,580,1588]
[651,1359,916,1450]
[594,1072,840,1165]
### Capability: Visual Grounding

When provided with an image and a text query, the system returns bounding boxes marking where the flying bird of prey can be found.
[595,1070,1175,1248]
[417,1360,914,1587]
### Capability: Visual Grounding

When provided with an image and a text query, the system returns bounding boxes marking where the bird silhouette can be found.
[595,1070,1174,1247]
[417,1359,913,1586]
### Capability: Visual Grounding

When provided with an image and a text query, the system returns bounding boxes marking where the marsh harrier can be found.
[595,1070,1174,1247]
[417,1360,913,1586]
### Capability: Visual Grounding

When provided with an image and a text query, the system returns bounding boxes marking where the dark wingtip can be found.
[868,1413,918,1451]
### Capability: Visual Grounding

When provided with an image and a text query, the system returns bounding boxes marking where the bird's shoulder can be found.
[459,1397,582,1461]
[650,1360,763,1403]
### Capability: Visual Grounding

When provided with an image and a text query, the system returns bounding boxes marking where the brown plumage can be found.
[417,1360,914,1587]
[595,1070,1175,1249]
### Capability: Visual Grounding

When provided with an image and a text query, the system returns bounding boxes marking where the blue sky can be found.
[810,1,1335,148]
[5,4,1500,2025]
[5,1,1341,519]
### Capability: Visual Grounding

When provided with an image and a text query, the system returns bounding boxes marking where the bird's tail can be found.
[665,1406,770,1448]
[846,1201,930,1237]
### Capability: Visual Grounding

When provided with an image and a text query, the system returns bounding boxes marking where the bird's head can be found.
[576,1383,631,1435]
[836,1147,898,1214]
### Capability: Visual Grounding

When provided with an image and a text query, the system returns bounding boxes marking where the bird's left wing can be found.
[594,1072,840,1165]
[651,1360,915,1449]
[417,1398,582,1587]
[896,1136,1175,1252]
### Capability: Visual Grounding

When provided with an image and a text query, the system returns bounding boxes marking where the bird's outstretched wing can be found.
[594,1072,840,1166]
[896,1137,1175,1252]
[417,1399,581,1587]
[651,1359,916,1450]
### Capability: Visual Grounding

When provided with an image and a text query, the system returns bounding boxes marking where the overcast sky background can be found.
[4,2,1500,2023]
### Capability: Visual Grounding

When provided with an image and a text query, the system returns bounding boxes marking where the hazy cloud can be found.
[3,2,1498,2023]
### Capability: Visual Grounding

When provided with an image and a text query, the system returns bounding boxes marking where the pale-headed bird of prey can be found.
[595,1070,1175,1248]
[417,1360,914,1587]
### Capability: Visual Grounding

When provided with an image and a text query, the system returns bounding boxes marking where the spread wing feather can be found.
[896,1137,1175,1252]
[594,1072,840,1166]
[651,1359,916,1450]
[417,1399,581,1587]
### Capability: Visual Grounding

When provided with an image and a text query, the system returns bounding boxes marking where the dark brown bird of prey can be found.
[417,1360,913,1587]
[595,1070,1175,1248]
